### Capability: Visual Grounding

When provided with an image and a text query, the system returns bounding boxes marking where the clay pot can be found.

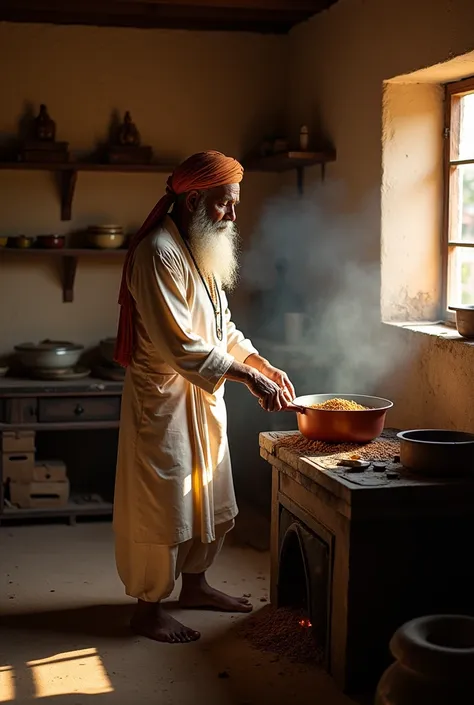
[449,305,474,338]
[375,615,474,705]
[37,235,66,249]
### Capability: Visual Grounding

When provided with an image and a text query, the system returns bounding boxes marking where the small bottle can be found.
[299,125,309,151]
[35,104,56,142]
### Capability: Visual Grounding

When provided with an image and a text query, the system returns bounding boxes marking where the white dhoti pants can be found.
[115,519,234,602]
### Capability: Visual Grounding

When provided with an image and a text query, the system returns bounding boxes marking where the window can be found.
[444,77,474,316]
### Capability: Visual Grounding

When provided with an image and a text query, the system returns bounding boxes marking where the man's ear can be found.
[185,190,201,213]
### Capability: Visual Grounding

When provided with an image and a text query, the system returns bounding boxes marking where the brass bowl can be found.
[88,233,125,250]
[0,237,7,248]
[12,236,35,249]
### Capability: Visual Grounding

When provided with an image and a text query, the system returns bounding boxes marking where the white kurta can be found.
[113,216,258,547]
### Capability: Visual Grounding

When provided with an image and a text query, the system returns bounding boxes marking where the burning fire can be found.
[298,618,312,628]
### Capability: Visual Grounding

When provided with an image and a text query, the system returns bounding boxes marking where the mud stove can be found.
[260,429,474,694]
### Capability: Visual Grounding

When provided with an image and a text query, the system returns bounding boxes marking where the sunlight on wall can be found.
[28,647,113,698]
[0,666,14,702]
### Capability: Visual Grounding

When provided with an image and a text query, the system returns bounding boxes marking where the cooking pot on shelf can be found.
[448,305,474,339]
[397,429,474,476]
[14,340,84,370]
[287,393,394,443]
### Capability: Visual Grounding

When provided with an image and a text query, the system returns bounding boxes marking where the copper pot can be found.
[288,394,393,443]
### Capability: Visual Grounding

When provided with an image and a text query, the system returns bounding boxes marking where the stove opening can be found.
[278,522,309,612]
[277,505,331,664]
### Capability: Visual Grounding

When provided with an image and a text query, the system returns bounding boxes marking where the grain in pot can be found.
[308,398,368,411]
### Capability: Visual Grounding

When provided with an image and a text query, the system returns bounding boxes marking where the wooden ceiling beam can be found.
[0,0,338,33]
[126,0,328,10]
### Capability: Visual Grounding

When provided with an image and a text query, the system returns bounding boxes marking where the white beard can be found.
[188,198,240,291]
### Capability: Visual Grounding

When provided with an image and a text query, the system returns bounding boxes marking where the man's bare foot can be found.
[131,600,200,643]
[179,572,253,613]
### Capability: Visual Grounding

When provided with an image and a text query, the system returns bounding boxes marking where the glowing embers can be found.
[239,606,321,664]
[299,617,312,628]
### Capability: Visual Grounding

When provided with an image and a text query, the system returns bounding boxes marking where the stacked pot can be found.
[95,337,125,381]
[14,340,84,380]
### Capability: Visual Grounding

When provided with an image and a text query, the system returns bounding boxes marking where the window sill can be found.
[383,320,474,347]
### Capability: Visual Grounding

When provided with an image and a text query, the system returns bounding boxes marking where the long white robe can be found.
[113,216,258,547]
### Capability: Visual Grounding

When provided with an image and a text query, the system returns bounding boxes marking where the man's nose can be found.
[225,205,236,222]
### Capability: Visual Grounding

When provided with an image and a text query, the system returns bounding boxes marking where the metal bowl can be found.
[449,305,474,339]
[292,393,393,443]
[397,429,474,476]
[14,340,84,370]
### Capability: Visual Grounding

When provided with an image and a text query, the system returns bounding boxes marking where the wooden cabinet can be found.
[0,376,123,525]
[1,397,38,424]
[37,396,121,423]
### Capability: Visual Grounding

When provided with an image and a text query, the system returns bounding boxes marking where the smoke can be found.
[241,181,407,396]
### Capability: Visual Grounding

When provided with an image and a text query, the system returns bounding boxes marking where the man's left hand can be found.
[262,364,296,404]
[245,355,296,405]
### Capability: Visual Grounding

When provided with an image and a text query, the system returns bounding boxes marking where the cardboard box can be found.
[2,452,35,483]
[34,460,67,482]
[10,479,70,509]
[1,430,36,454]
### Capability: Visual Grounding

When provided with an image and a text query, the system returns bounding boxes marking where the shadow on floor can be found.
[2,603,134,640]
[1,603,366,705]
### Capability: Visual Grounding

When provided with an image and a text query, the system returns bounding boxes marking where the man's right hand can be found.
[245,369,291,412]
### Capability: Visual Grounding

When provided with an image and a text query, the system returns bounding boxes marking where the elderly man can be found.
[113,151,295,644]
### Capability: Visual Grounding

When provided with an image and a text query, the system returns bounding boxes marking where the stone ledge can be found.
[383,320,474,348]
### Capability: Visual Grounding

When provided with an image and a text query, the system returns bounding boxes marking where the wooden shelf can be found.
[0,247,127,257]
[0,376,123,396]
[0,247,126,303]
[0,420,120,432]
[0,499,113,526]
[0,160,176,220]
[0,162,176,173]
[244,149,336,194]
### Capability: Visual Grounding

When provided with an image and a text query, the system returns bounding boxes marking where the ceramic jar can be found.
[375,615,474,705]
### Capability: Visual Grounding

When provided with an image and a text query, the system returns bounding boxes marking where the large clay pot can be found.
[375,615,474,705]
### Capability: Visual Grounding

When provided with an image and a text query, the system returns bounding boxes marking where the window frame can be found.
[442,76,474,322]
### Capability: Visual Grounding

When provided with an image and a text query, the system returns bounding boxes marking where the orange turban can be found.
[114,150,244,367]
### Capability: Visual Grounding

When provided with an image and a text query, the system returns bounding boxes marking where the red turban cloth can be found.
[114,150,244,368]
